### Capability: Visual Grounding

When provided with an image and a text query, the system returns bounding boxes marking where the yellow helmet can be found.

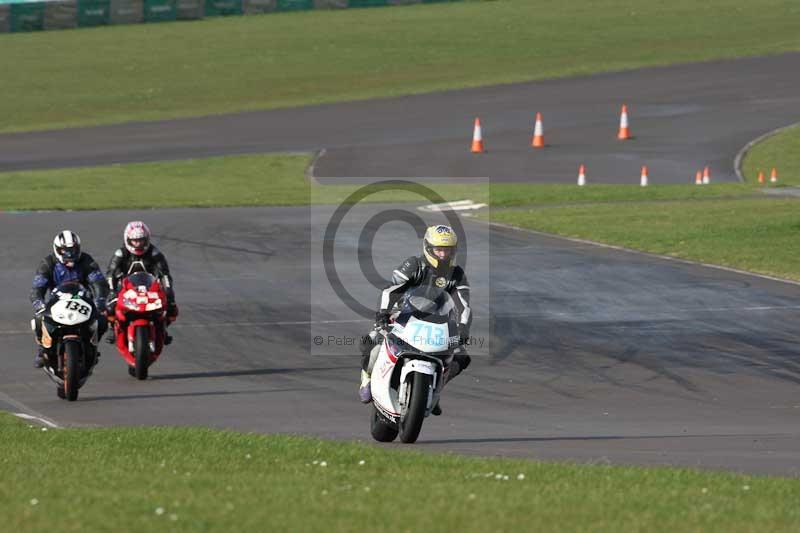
[423,225,458,270]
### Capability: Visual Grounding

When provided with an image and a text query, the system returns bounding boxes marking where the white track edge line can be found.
[0,391,61,428]
[13,412,60,428]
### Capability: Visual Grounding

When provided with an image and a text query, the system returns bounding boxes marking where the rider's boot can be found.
[33,346,46,368]
[105,328,116,344]
[359,369,372,404]
[433,358,467,416]
[164,334,173,346]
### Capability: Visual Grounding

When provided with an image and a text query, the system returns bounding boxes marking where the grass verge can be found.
[742,124,800,185]
[490,197,800,280]
[2,413,799,532]
[0,155,313,210]
[1,0,800,132]
[0,152,769,211]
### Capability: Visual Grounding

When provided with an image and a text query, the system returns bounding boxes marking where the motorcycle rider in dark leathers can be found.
[104,221,178,345]
[30,230,109,368]
[358,225,472,414]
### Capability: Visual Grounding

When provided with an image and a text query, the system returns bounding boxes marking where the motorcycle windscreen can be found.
[125,272,157,289]
[392,286,459,353]
[52,280,90,301]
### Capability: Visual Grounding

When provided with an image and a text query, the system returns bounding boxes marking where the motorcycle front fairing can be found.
[370,287,459,422]
[40,282,98,385]
[114,271,167,366]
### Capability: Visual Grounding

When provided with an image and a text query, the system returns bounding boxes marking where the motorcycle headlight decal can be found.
[123,289,138,300]
[41,325,53,349]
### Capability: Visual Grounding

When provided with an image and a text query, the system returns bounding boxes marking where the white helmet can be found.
[53,230,81,267]
[124,221,151,256]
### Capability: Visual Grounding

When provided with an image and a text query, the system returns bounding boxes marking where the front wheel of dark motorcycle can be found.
[134,326,150,381]
[398,373,432,444]
[370,405,398,443]
[63,341,81,402]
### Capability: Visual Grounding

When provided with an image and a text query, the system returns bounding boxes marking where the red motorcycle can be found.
[111,271,173,380]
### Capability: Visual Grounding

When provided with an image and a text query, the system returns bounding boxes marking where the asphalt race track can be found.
[1,53,799,183]
[2,54,800,477]
[2,205,800,476]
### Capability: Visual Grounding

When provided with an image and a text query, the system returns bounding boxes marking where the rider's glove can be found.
[32,299,46,315]
[375,311,391,331]
[458,324,469,346]
[167,301,179,320]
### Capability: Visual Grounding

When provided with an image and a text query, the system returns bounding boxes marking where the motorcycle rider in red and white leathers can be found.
[104,221,178,344]
[358,225,472,413]
[30,230,109,368]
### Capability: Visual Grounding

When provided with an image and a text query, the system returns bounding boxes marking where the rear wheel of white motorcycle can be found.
[133,326,150,380]
[370,405,398,442]
[398,373,431,444]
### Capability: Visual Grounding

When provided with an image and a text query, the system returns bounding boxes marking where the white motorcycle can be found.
[368,286,460,444]
[33,281,100,401]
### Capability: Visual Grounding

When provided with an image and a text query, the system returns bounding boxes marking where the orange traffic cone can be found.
[471,118,484,153]
[695,170,702,185]
[640,165,648,187]
[617,104,631,140]
[578,164,586,186]
[757,170,765,184]
[770,168,778,183]
[702,166,710,185]
[531,112,545,148]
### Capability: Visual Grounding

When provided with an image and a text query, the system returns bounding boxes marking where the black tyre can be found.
[63,341,81,402]
[370,404,398,442]
[398,372,432,444]
[133,326,150,380]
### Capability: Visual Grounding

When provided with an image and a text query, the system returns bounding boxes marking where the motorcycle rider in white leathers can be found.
[359,225,472,413]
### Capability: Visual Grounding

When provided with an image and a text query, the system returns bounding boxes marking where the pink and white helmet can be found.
[124,221,151,256]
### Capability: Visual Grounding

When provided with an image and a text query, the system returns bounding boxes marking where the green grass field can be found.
[2,413,799,532]
[1,0,799,132]
[742,124,800,185]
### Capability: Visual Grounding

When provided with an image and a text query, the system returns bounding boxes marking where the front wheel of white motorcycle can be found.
[398,372,432,444]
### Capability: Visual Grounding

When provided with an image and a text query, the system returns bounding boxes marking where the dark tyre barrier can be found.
[0,0,461,33]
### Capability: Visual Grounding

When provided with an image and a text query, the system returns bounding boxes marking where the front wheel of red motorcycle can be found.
[133,326,150,381]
